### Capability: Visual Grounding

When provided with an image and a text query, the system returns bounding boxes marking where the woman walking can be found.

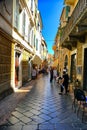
[50,66,53,83]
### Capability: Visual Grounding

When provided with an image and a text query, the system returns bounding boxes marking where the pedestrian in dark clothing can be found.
[62,71,69,94]
[50,66,53,83]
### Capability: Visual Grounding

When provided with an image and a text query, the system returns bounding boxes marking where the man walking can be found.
[62,70,69,94]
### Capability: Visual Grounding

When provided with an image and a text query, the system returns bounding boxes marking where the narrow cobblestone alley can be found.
[0,74,87,130]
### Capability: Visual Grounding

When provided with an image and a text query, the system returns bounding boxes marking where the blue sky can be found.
[38,0,64,54]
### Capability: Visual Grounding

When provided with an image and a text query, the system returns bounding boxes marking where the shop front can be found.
[15,44,22,88]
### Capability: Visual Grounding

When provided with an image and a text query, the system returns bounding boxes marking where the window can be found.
[31,0,33,14]
[34,35,36,47]
[36,38,38,51]
[22,11,26,35]
[14,0,19,29]
[31,30,34,46]
[66,6,70,18]
[14,12,19,28]
[28,24,32,43]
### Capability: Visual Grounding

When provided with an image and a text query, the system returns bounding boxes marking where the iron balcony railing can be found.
[60,0,87,44]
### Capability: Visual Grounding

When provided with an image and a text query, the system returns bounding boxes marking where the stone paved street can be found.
[0,74,87,130]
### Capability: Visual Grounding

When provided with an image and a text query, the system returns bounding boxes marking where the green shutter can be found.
[66,6,70,18]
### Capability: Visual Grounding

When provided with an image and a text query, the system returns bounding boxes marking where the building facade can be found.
[0,0,43,96]
[41,37,48,60]
[57,0,87,90]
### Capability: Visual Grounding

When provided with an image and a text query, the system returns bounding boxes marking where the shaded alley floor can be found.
[0,74,87,130]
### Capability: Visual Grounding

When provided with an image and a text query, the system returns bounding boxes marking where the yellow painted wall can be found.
[77,42,82,66]
[58,48,71,76]
[76,41,84,82]
[65,0,78,17]
[22,50,30,83]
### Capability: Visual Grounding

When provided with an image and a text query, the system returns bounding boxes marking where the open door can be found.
[15,52,20,87]
[70,54,76,82]
[83,48,87,91]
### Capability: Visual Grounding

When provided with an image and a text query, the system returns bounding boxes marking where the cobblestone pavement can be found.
[0,74,87,130]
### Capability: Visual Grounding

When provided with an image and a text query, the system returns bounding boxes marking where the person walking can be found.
[50,66,53,83]
[31,67,37,80]
[53,67,58,80]
[62,70,69,94]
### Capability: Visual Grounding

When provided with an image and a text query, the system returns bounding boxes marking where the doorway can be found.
[15,52,20,87]
[28,62,32,80]
[70,54,76,82]
[83,48,87,91]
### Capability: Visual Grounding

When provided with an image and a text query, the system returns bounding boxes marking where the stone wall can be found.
[77,42,82,66]
[0,33,13,96]
[22,50,30,84]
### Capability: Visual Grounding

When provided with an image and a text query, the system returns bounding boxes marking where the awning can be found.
[51,59,58,67]
[32,55,42,65]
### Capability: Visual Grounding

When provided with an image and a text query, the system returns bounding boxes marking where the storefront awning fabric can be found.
[32,55,42,65]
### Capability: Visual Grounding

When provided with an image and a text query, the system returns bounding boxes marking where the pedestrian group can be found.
[50,66,69,95]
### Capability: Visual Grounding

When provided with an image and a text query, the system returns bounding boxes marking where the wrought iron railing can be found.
[60,0,87,44]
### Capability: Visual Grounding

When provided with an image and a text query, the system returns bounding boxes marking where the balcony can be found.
[65,0,75,5]
[60,0,87,47]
